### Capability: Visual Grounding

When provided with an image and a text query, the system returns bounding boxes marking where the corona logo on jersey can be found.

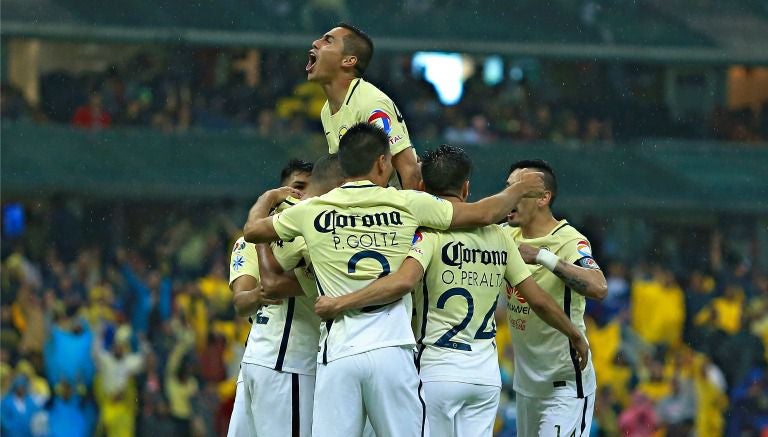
[576,240,592,257]
[506,284,527,304]
[441,241,508,270]
[367,110,392,134]
[313,209,404,234]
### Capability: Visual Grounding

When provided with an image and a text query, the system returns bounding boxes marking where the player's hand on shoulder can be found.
[266,186,303,205]
[572,334,590,371]
[314,296,341,320]
[518,244,540,264]
[510,169,546,199]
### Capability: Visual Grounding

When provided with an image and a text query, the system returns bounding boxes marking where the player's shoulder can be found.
[500,222,522,239]
[552,220,588,242]
[356,78,390,100]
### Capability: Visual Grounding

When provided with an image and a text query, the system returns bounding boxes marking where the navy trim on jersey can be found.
[551,223,571,235]
[291,373,300,437]
[275,297,296,371]
[314,277,333,365]
[417,380,427,437]
[564,286,585,398]
[283,199,296,206]
[345,78,361,105]
[340,184,377,189]
[415,280,430,371]
[580,396,588,435]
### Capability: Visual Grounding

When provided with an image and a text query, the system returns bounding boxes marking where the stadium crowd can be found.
[1,195,766,437]
[3,49,768,144]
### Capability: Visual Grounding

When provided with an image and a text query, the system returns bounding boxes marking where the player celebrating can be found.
[243,123,545,437]
[504,159,607,437]
[227,158,326,437]
[313,145,590,437]
[307,23,421,189]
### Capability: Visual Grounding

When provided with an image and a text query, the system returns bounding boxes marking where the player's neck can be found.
[345,172,387,187]
[323,75,356,114]
[521,213,559,239]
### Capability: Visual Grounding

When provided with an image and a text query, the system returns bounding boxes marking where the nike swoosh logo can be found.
[325,131,331,136]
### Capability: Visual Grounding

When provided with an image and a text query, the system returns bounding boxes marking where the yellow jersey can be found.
[505,220,599,398]
[272,180,454,363]
[409,225,531,387]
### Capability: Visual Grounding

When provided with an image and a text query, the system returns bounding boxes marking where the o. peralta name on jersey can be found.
[441,241,508,270]
[314,210,404,234]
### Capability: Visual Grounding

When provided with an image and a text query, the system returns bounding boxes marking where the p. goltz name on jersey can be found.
[438,241,506,289]
[313,209,402,251]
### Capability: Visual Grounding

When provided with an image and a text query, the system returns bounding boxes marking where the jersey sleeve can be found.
[407,229,437,272]
[271,201,306,242]
[362,97,412,156]
[405,191,454,230]
[502,231,532,287]
[229,237,260,285]
[271,236,308,271]
[561,237,601,270]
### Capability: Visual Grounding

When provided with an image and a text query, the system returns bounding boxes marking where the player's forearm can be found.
[336,275,414,311]
[453,187,521,228]
[553,262,607,300]
[255,244,304,298]
[392,147,422,190]
[233,289,261,317]
[243,194,276,243]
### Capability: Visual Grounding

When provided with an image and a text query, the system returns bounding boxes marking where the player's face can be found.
[284,171,311,195]
[307,27,349,82]
[505,168,539,227]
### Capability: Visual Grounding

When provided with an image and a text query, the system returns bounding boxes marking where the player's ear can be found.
[417,180,426,192]
[538,191,552,208]
[461,180,470,200]
[342,55,358,70]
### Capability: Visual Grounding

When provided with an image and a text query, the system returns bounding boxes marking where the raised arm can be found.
[314,257,424,320]
[514,276,590,370]
[243,187,302,243]
[255,243,304,299]
[449,171,544,228]
[392,148,422,190]
[519,244,607,300]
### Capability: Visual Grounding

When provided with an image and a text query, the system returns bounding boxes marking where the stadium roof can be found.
[3,0,768,64]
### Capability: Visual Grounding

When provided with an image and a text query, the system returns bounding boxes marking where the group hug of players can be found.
[227,23,608,437]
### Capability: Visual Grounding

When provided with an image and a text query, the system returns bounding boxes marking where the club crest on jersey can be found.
[232,254,245,272]
[576,240,592,257]
[338,125,349,141]
[368,110,392,134]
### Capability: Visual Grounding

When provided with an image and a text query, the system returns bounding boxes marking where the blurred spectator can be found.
[71,91,112,130]
[48,380,88,437]
[1,375,42,437]
[165,320,198,435]
[618,391,658,437]
[630,265,685,347]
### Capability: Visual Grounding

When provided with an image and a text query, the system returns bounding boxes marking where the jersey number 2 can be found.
[434,287,498,351]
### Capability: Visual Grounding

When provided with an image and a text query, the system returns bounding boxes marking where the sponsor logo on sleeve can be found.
[577,257,600,270]
[232,240,246,253]
[368,110,392,134]
[576,240,592,257]
[412,230,423,244]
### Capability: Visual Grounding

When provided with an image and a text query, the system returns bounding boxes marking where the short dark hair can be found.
[337,23,374,77]
[509,159,558,207]
[421,145,472,196]
[311,154,344,190]
[338,123,389,178]
[279,159,313,185]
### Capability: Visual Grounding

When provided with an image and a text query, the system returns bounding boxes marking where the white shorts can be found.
[422,381,500,437]
[238,363,315,437]
[516,392,594,437]
[227,369,256,437]
[312,346,427,437]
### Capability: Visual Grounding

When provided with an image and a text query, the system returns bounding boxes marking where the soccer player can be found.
[504,159,608,437]
[313,145,589,437]
[307,23,421,189]
[227,158,317,437]
[242,123,546,437]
